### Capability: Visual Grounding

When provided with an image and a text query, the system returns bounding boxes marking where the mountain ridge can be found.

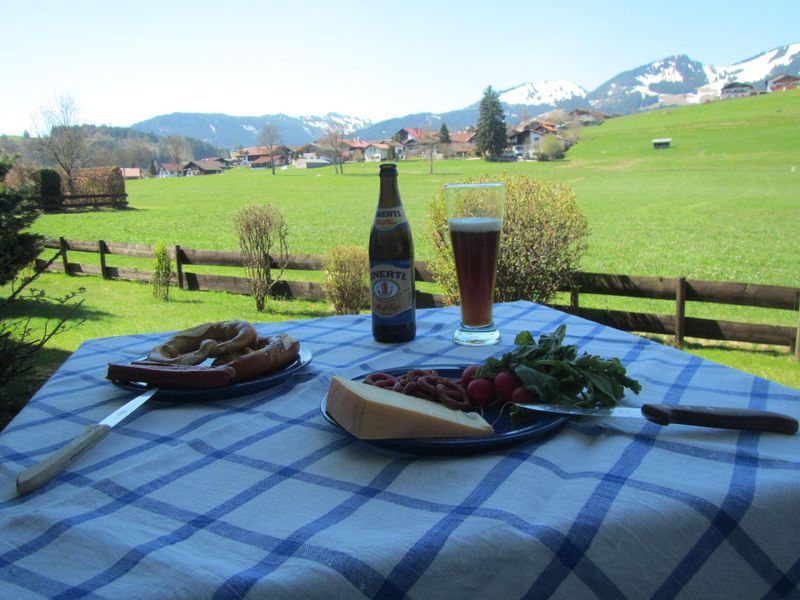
[131,42,800,148]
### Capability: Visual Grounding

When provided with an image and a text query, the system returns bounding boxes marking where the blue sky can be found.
[3,0,799,134]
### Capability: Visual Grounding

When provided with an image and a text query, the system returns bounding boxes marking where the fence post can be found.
[59,237,70,275]
[175,245,184,289]
[99,240,108,279]
[570,287,580,311]
[795,291,800,361]
[675,277,686,347]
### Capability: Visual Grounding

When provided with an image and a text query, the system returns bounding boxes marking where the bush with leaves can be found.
[324,246,369,315]
[234,204,289,312]
[151,242,172,302]
[1,156,42,286]
[1,155,85,423]
[428,173,588,305]
[536,136,565,161]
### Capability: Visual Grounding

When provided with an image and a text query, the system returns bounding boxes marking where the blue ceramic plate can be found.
[321,365,567,456]
[113,347,313,401]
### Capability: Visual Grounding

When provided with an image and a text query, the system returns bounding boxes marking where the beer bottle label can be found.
[372,206,408,232]
[370,260,414,321]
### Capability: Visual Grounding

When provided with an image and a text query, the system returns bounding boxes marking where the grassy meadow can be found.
[5,90,799,416]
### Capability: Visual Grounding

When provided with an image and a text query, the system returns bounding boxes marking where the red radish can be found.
[460,364,481,386]
[511,386,535,404]
[493,371,522,402]
[467,378,494,407]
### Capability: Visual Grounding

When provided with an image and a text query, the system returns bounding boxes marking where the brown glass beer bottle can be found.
[369,163,416,342]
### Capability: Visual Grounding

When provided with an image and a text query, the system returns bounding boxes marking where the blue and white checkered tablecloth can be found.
[1,301,798,599]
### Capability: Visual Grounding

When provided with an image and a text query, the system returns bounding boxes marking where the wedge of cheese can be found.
[326,376,494,439]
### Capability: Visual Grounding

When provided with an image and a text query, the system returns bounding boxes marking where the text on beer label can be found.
[370,261,414,318]
[372,205,408,232]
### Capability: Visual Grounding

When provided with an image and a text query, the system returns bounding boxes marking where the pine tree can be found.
[475,86,507,159]
[0,156,42,285]
[438,123,451,144]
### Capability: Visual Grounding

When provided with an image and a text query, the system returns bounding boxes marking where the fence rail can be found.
[36,237,800,359]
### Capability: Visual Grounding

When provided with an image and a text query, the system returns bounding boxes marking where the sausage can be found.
[106,362,235,389]
[107,333,301,389]
[228,334,301,382]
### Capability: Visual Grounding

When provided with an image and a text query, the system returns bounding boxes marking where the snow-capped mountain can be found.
[132,43,799,148]
[587,43,800,114]
[498,80,587,106]
[132,112,372,148]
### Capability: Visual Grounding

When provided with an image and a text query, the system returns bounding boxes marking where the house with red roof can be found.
[507,120,559,159]
[364,143,391,162]
[768,74,800,92]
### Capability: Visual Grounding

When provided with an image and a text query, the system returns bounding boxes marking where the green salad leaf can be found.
[477,325,642,423]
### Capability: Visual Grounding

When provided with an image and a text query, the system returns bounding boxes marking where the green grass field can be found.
[5,90,799,417]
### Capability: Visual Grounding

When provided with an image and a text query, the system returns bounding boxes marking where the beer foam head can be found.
[448,217,502,232]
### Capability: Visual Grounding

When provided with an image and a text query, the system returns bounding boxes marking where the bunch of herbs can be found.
[478,325,642,408]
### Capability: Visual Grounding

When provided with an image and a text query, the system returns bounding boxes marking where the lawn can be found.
[4,90,798,420]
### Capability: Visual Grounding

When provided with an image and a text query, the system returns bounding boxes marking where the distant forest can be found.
[0,126,224,173]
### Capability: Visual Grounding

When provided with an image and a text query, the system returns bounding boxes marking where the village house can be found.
[443,131,477,158]
[232,146,293,167]
[767,74,800,92]
[720,81,755,99]
[363,143,389,162]
[158,162,182,178]
[507,120,558,159]
[183,159,225,176]
[568,108,608,126]
[250,154,290,169]
[120,167,142,180]
[392,127,428,154]
[343,140,371,161]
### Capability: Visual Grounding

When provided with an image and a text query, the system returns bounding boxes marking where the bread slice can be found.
[326,376,494,439]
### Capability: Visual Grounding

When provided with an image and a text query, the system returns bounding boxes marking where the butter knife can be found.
[16,387,159,496]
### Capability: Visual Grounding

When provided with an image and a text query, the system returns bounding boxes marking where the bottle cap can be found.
[379,163,397,177]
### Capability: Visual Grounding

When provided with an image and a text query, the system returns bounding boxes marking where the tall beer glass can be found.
[445,182,504,346]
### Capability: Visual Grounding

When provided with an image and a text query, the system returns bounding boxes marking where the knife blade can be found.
[16,387,159,496]
[515,402,798,435]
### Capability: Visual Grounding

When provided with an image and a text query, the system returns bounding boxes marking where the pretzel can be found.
[107,333,301,389]
[145,320,258,365]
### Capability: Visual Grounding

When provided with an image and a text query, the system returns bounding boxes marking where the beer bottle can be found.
[369,163,416,343]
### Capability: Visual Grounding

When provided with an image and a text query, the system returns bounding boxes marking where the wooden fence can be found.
[36,237,800,359]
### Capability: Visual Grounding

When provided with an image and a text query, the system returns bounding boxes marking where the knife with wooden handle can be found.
[515,402,798,435]
[16,388,159,496]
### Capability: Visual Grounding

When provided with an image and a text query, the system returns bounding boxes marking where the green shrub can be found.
[234,204,289,312]
[536,135,565,161]
[36,169,62,196]
[428,173,588,305]
[151,242,172,302]
[34,169,63,212]
[324,246,369,315]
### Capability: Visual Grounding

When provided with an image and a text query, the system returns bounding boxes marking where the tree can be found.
[322,123,347,175]
[161,135,190,174]
[475,86,507,159]
[258,124,283,175]
[0,156,42,285]
[0,154,85,415]
[438,123,451,144]
[35,95,88,193]
[420,129,438,175]
[234,204,289,312]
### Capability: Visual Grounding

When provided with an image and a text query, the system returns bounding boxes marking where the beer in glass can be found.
[444,183,504,346]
